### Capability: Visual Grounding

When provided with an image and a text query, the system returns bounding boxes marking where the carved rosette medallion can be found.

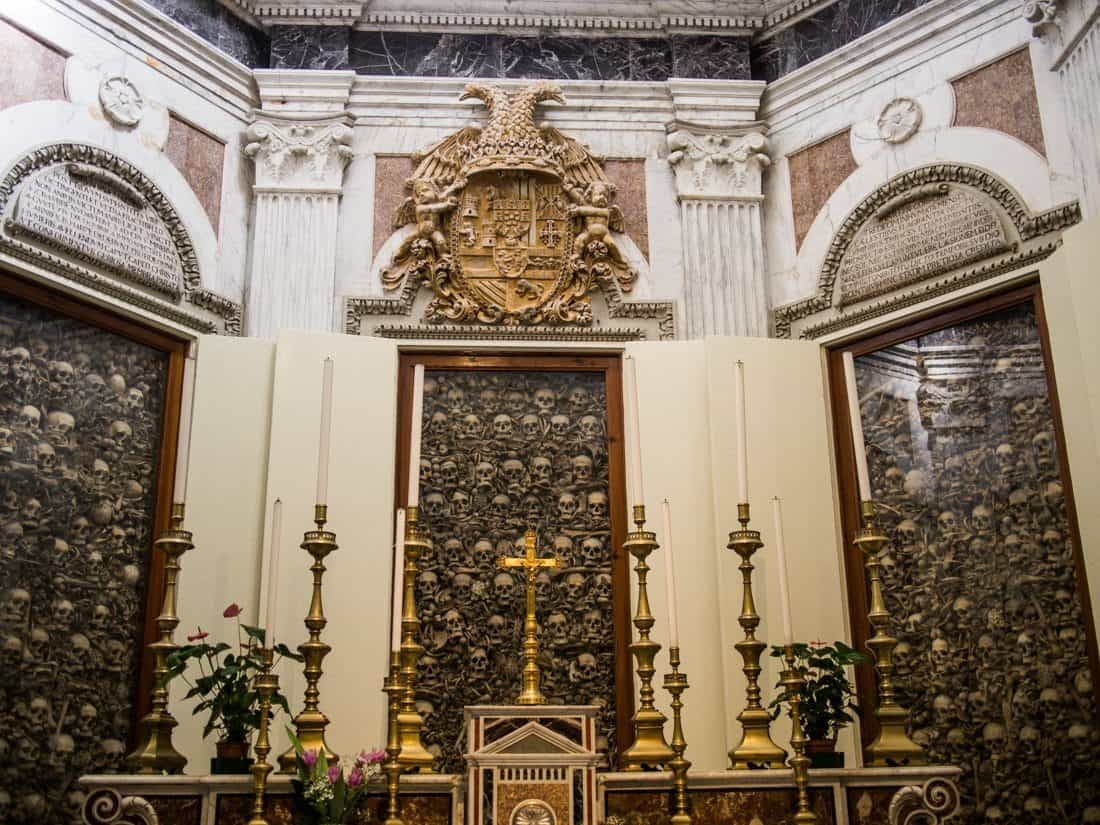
[98,77,144,127]
[877,98,922,144]
[381,81,637,326]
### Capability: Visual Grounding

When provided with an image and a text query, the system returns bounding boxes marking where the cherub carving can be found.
[563,180,628,268]
[382,175,467,288]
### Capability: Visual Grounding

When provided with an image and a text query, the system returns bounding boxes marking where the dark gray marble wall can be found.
[143,0,269,68]
[269,25,349,71]
[752,0,936,81]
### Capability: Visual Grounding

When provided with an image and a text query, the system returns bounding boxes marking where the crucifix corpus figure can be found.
[499,529,564,705]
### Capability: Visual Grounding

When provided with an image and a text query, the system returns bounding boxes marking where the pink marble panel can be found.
[164,114,225,233]
[373,155,415,256]
[787,128,858,251]
[603,158,649,261]
[952,48,1047,158]
[0,20,66,110]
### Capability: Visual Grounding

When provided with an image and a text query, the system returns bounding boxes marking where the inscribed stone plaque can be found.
[837,186,1008,305]
[11,163,184,297]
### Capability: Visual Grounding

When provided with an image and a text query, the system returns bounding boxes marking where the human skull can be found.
[562,572,586,603]
[580,537,604,568]
[469,646,489,678]
[983,721,1007,756]
[109,420,132,448]
[971,505,992,535]
[472,539,496,572]
[592,573,612,604]
[452,572,473,602]
[90,604,110,632]
[552,535,573,561]
[893,641,912,677]
[932,693,953,724]
[8,348,31,381]
[493,414,514,439]
[572,652,598,681]
[534,387,556,413]
[895,519,918,546]
[550,414,570,437]
[126,387,144,410]
[461,414,482,440]
[547,612,570,646]
[587,491,608,521]
[582,609,604,640]
[69,516,90,544]
[493,572,516,605]
[1,635,22,668]
[445,386,466,409]
[35,441,56,473]
[1039,686,1063,724]
[52,598,74,628]
[571,455,593,484]
[504,389,527,414]
[995,442,1016,474]
[438,459,459,487]
[423,492,446,519]
[558,492,578,521]
[1011,400,1035,430]
[428,411,448,437]
[520,414,541,439]
[4,587,30,623]
[443,608,466,641]
[530,456,553,486]
[487,614,508,645]
[419,655,441,685]
[491,494,512,521]
[931,637,950,670]
[18,405,41,431]
[0,427,13,455]
[579,415,601,440]
[419,458,432,487]
[567,386,590,412]
[522,495,542,524]
[451,490,471,517]
[417,571,439,602]
[1009,488,1030,524]
[49,733,74,763]
[27,696,52,729]
[45,411,75,447]
[937,511,957,535]
[502,458,525,488]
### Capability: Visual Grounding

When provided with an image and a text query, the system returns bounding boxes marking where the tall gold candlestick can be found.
[383,651,406,825]
[855,500,926,766]
[248,647,279,825]
[278,504,339,771]
[126,502,191,774]
[396,505,436,771]
[780,645,817,824]
[620,504,675,771]
[728,502,787,769]
[663,647,692,825]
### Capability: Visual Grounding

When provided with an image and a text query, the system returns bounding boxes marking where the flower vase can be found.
[807,737,844,769]
[211,739,254,774]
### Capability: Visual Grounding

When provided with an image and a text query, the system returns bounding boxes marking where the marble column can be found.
[243,72,356,337]
[667,125,771,339]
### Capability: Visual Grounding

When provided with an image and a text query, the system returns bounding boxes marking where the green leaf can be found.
[242,624,267,644]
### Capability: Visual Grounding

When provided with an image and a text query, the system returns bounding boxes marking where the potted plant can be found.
[768,640,870,769]
[167,602,301,774]
[288,729,385,825]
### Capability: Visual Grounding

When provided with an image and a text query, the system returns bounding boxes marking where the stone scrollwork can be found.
[379,81,638,327]
[244,114,354,190]
[82,788,158,825]
[666,126,770,200]
[888,778,960,825]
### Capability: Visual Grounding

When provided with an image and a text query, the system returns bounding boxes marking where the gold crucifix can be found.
[499,529,564,705]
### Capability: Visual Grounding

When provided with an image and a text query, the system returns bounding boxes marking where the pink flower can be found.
[301,749,318,768]
[223,603,242,618]
[347,767,364,788]
[187,630,209,642]
[327,763,341,784]
[358,748,386,765]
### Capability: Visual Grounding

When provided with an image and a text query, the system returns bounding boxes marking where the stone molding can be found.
[667,80,767,128]
[0,143,241,334]
[772,163,1082,339]
[244,113,355,193]
[888,776,961,825]
[666,123,770,200]
[254,69,356,113]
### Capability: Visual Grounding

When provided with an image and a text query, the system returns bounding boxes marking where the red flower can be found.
[223,603,242,618]
[187,630,209,642]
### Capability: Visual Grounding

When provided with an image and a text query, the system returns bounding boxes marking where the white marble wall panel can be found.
[1054,12,1100,219]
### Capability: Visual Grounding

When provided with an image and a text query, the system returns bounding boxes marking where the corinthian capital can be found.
[244,113,354,193]
[666,125,770,200]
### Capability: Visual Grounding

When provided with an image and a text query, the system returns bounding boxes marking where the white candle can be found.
[315,357,334,507]
[661,499,680,650]
[624,355,645,506]
[772,496,794,647]
[733,360,749,503]
[842,352,872,502]
[172,357,197,505]
[407,364,426,508]
[262,498,282,646]
[390,507,406,652]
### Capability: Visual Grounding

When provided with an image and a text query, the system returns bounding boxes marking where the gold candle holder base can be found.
[383,651,406,825]
[855,501,926,767]
[620,504,675,771]
[126,502,191,775]
[248,648,279,825]
[278,504,339,771]
[663,647,692,825]
[396,506,436,772]
[781,646,817,825]
[728,503,787,770]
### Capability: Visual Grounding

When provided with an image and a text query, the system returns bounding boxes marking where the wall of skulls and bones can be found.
[854,302,1100,823]
[0,291,167,824]
[414,369,618,773]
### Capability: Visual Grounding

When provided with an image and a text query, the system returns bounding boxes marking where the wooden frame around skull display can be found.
[395,351,634,765]
[0,266,189,743]
[827,280,1100,810]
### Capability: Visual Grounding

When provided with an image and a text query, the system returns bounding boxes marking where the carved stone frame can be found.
[772,164,1081,339]
[0,143,242,335]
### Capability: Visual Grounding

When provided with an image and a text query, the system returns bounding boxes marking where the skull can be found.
[493,414,515,438]
[587,491,608,521]
[571,455,593,484]
[562,572,586,603]
[1,635,22,668]
[983,721,1007,757]
[1044,480,1064,511]
[893,641,913,678]
[90,604,110,631]
[491,494,512,521]
[1039,686,1063,724]
[45,411,75,447]
[20,497,41,528]
[592,573,612,604]
[550,414,570,437]
[535,569,554,601]
[27,696,52,729]
[35,441,56,473]
[552,535,573,561]
[92,458,111,485]
[931,637,950,670]
[582,609,604,640]
[522,495,542,524]
[18,405,41,431]
[452,572,473,602]
[46,360,73,390]
[558,492,579,521]
[8,347,31,381]
[502,458,526,488]
[423,492,446,519]
[0,427,12,455]
[109,420,132,448]
[4,587,30,623]
[1011,400,1034,430]
[547,612,570,646]
[428,411,448,437]
[884,466,904,493]
[52,598,74,628]
[579,415,601,440]
[504,389,526,413]
[936,511,957,535]
[521,414,542,439]
[952,596,973,623]
[895,519,918,546]
[971,505,992,535]
[443,608,466,641]
[461,414,482,440]
[417,571,439,602]
[534,387,556,413]
[419,655,441,686]
[932,693,953,724]
[469,646,489,678]
[580,537,604,568]
[493,572,516,604]
[995,443,1016,475]
[49,733,74,763]
[420,458,432,486]
[473,539,496,572]
[571,652,598,681]
[487,614,508,645]
[1009,488,1030,524]
[451,490,471,517]
[439,460,459,487]
[126,387,144,410]
[530,456,553,486]
[567,386,590,412]
[69,516,90,544]
[442,538,466,568]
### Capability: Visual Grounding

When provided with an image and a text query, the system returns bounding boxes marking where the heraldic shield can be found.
[380,81,638,326]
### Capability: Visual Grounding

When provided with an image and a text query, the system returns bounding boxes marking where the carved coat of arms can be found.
[381,82,637,326]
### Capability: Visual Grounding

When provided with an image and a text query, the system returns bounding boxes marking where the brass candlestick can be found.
[126,502,190,774]
[781,646,817,824]
[383,650,405,825]
[728,502,787,769]
[663,647,692,825]
[620,504,674,771]
[500,529,563,705]
[855,500,926,766]
[248,647,279,825]
[278,504,339,771]
[396,505,436,771]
